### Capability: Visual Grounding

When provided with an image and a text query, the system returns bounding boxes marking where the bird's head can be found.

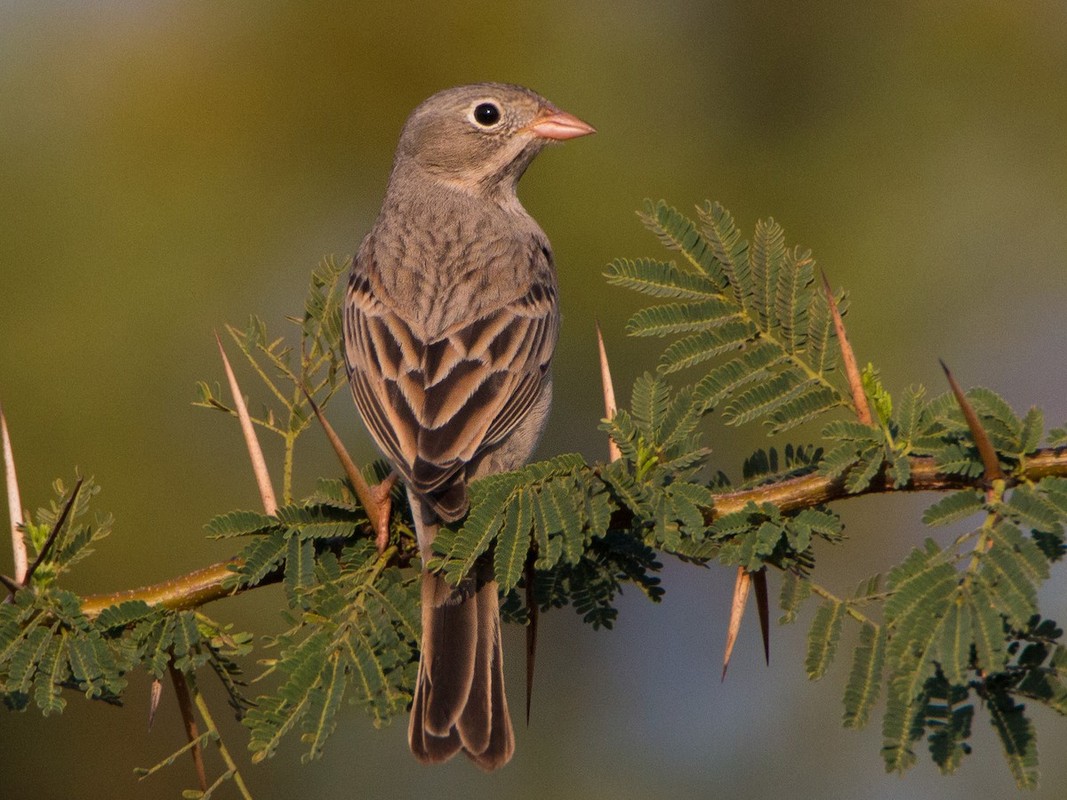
[394,83,595,199]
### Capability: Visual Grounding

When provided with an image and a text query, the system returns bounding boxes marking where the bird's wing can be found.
[344,271,558,517]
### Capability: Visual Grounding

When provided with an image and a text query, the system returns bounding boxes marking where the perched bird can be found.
[342,84,594,769]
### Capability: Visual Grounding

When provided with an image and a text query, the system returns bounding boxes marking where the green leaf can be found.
[767,383,842,433]
[494,489,533,592]
[805,599,845,680]
[882,674,930,773]
[604,257,722,300]
[284,535,316,600]
[773,246,815,354]
[625,299,736,337]
[300,651,348,763]
[842,622,885,729]
[937,596,972,685]
[694,200,749,305]
[658,320,757,374]
[1019,407,1044,454]
[640,200,732,288]
[987,691,1039,790]
[234,531,288,587]
[779,571,812,625]
[33,635,67,715]
[921,490,984,526]
[205,509,280,538]
[276,504,358,539]
[93,600,157,632]
[926,676,973,775]
[692,343,782,408]
[748,217,786,331]
[722,371,807,426]
[968,587,1007,675]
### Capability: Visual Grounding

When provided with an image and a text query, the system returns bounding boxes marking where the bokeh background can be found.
[2,2,1067,798]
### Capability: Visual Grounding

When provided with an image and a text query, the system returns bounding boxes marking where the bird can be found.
[342,83,594,770]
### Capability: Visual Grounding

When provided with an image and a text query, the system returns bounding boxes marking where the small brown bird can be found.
[342,84,594,769]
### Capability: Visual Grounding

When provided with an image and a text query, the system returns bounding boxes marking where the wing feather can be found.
[344,266,558,519]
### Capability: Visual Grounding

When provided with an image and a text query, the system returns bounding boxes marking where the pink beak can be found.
[522,108,596,141]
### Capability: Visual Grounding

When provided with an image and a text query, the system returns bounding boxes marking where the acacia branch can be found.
[77,449,1067,617]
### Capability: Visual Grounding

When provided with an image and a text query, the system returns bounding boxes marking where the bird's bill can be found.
[521,108,596,141]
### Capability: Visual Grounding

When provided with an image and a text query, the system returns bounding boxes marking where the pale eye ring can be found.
[472,102,502,127]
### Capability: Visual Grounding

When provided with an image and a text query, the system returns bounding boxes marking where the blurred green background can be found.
[2,1,1067,798]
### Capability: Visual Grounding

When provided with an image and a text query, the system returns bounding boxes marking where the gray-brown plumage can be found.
[342,83,593,769]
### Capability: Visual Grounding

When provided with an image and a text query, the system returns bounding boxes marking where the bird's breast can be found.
[368,204,547,339]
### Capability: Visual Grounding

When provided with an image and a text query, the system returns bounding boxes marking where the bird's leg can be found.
[372,472,399,553]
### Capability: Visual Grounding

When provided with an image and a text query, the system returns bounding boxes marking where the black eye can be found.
[473,102,501,126]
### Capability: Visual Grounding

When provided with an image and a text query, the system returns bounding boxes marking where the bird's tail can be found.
[407,499,514,771]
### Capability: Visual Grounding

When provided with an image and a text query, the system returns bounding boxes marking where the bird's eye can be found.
[473,102,501,127]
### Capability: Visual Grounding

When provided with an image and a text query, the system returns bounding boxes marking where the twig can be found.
[525,556,537,725]
[169,662,208,792]
[76,449,1067,616]
[194,684,254,800]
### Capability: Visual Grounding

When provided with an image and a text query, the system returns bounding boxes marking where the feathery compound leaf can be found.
[694,200,749,305]
[779,571,812,624]
[657,319,756,374]
[987,691,1039,790]
[246,630,332,762]
[33,636,67,715]
[233,531,287,587]
[205,509,280,538]
[882,674,931,773]
[748,217,787,331]
[1019,407,1044,454]
[1049,425,1067,447]
[805,599,845,680]
[805,285,838,377]
[842,622,885,729]
[978,525,1044,629]
[438,495,508,584]
[937,596,973,685]
[658,385,709,453]
[639,200,729,286]
[626,299,736,337]
[693,342,783,408]
[722,371,808,426]
[494,489,534,592]
[93,600,157,632]
[884,543,957,672]
[768,383,841,434]
[926,676,974,775]
[604,258,722,299]
[300,651,347,763]
[774,246,815,355]
[894,385,926,445]
[922,489,985,526]
[968,587,1007,674]
[275,504,359,540]
[284,535,316,600]
[630,373,671,438]
[1003,485,1061,531]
